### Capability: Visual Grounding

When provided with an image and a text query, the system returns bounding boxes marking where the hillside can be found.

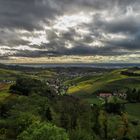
[0,68,57,102]
[0,66,140,139]
[67,68,140,97]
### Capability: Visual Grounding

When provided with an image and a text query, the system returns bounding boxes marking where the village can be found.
[98,92,127,100]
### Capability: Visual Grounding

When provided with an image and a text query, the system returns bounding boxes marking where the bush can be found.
[17,122,69,140]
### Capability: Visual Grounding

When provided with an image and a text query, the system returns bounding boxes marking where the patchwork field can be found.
[67,69,140,97]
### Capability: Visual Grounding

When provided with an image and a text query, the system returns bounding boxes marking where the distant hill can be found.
[0,63,46,72]
[0,65,56,81]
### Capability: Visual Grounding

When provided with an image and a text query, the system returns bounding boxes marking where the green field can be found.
[0,84,11,102]
[84,97,140,119]
[0,68,57,102]
[35,70,57,79]
[84,97,103,106]
[126,103,140,119]
[0,92,10,102]
[135,70,140,74]
[67,69,140,96]
[0,68,57,81]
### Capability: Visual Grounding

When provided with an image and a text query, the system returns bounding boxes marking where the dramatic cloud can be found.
[0,0,140,63]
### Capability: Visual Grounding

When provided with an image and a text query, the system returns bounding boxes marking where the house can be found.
[99,93,112,98]
[118,93,127,100]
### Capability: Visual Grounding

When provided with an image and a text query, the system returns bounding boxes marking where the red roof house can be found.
[99,93,112,98]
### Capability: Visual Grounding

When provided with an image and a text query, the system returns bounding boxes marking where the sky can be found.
[0,0,140,63]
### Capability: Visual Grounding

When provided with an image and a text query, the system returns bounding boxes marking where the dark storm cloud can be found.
[7,44,128,57]
[92,15,140,51]
[0,0,63,30]
[105,36,140,51]
[93,13,140,35]
[0,0,140,59]
[0,0,139,30]
[60,46,131,56]
[37,41,131,56]
[14,50,59,57]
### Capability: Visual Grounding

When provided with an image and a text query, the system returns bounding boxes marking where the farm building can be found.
[99,93,112,98]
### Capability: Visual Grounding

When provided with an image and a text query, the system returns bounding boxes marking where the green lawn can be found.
[0,92,10,102]
[83,97,103,105]
[134,70,140,74]
[0,83,11,102]
[125,103,140,119]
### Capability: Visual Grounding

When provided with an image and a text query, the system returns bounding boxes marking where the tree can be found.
[106,97,125,114]
[17,122,69,140]
[10,77,53,97]
[118,113,130,139]
[91,104,101,135]
[126,88,140,102]
[69,128,98,140]
[99,111,108,139]
[7,112,40,138]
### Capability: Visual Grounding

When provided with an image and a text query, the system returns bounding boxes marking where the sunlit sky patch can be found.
[53,12,92,31]
[0,0,140,63]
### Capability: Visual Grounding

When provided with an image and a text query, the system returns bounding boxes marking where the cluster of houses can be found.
[58,71,98,81]
[45,78,69,95]
[99,92,127,100]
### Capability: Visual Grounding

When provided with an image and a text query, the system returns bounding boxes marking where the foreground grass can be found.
[0,92,10,102]
[126,103,140,119]
[0,83,11,102]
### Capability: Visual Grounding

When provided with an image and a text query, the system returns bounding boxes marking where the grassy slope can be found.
[35,70,57,79]
[0,68,22,80]
[0,68,57,80]
[0,69,17,101]
[66,68,140,119]
[126,103,140,119]
[0,68,56,102]
[67,69,140,96]
[0,91,10,102]
[0,84,11,102]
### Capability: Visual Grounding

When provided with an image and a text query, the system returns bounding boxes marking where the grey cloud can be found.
[62,45,130,56]
[0,0,61,30]
[102,16,140,34]
[0,0,140,60]
[14,50,59,57]
[0,29,30,46]
[1,0,139,30]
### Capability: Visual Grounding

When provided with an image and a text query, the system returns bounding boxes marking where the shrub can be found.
[17,122,69,140]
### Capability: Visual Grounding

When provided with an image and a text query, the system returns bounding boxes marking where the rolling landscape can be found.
[1,0,140,139]
[0,64,140,140]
